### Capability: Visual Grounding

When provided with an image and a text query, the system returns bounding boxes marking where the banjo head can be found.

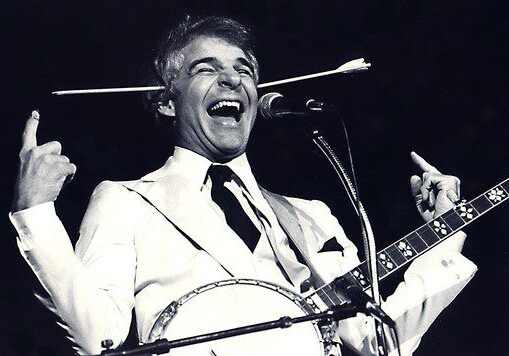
[148,279,326,356]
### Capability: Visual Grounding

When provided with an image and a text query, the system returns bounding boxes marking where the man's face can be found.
[170,36,258,162]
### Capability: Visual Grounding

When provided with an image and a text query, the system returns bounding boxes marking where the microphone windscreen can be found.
[258,92,283,120]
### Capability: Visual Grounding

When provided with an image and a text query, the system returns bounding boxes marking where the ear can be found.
[157,100,176,118]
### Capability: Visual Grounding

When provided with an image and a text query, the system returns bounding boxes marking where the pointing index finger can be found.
[21,110,39,152]
[410,151,441,174]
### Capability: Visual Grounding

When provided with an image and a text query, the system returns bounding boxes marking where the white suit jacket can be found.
[11,153,477,355]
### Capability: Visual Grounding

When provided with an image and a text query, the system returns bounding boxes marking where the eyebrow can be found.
[236,57,255,73]
[188,57,216,71]
[188,56,255,72]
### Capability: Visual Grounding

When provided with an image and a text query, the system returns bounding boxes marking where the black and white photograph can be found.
[1,1,508,355]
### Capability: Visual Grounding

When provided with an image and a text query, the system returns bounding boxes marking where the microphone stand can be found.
[308,117,388,355]
[99,304,359,355]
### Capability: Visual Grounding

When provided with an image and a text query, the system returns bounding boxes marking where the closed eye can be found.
[237,68,253,77]
[190,63,216,75]
[197,67,215,74]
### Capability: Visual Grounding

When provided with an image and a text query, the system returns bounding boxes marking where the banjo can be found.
[146,178,509,356]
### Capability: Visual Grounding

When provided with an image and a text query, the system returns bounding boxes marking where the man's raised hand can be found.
[12,111,76,212]
[409,151,461,222]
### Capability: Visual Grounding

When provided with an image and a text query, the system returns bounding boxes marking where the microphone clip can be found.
[305,99,336,113]
[333,277,395,328]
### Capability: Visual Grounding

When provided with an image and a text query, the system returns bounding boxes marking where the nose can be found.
[217,69,241,90]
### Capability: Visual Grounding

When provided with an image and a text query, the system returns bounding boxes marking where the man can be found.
[10,16,476,355]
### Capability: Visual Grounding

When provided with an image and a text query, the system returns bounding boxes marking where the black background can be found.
[1,0,508,355]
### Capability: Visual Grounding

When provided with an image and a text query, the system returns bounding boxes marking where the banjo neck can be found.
[302,177,509,312]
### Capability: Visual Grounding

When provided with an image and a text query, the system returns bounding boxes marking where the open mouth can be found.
[207,100,244,122]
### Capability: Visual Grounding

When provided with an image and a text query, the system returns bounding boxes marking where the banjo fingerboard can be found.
[305,178,509,311]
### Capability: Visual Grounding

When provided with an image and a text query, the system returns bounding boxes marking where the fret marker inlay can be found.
[397,241,414,257]
[487,187,507,203]
[352,268,369,287]
[458,205,474,220]
[432,220,448,236]
[378,252,395,271]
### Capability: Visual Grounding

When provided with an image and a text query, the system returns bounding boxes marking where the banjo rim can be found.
[147,278,329,355]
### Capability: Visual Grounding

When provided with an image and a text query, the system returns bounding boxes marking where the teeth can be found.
[209,100,241,113]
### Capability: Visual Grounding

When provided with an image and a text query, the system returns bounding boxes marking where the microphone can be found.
[334,277,395,328]
[258,92,334,120]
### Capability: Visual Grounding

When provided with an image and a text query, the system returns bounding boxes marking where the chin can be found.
[214,145,246,161]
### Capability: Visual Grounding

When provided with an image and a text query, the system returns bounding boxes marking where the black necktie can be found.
[208,165,260,252]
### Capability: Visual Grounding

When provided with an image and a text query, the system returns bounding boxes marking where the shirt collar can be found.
[171,147,260,196]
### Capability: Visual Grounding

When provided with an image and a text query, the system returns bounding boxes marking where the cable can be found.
[310,114,404,355]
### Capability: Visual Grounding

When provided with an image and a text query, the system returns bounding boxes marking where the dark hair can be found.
[143,16,259,120]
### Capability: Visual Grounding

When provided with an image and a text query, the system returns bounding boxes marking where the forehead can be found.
[180,36,249,65]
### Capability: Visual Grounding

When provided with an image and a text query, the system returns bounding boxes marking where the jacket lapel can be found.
[122,175,257,278]
[261,189,336,285]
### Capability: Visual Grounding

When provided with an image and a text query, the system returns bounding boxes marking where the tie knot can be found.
[207,164,235,186]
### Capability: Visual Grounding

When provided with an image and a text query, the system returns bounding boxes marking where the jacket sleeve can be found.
[9,181,138,355]
[336,237,477,355]
[288,198,477,355]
